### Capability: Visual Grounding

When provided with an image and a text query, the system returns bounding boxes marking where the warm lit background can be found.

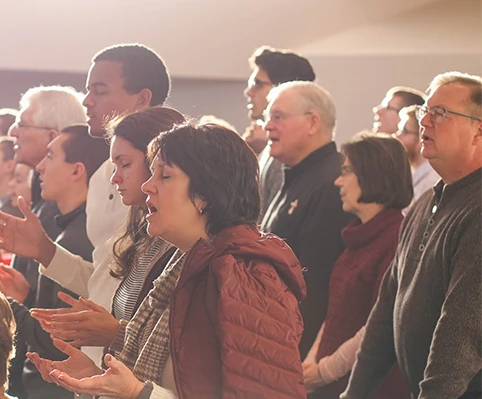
[1,0,480,143]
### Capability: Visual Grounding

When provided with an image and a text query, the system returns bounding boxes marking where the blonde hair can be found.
[0,292,16,388]
[428,71,482,118]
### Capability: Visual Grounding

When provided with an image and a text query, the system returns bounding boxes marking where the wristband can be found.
[137,381,154,399]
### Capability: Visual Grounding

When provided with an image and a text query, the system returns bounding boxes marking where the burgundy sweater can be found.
[312,208,410,399]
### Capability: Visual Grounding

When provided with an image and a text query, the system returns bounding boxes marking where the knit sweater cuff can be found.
[109,319,128,353]
[149,383,177,399]
[317,326,365,385]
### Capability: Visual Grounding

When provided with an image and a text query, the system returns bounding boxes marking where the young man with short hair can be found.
[0,44,171,369]
[4,85,87,398]
[243,46,316,218]
[0,125,108,399]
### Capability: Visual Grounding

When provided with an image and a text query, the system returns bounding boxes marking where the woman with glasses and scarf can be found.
[302,133,413,399]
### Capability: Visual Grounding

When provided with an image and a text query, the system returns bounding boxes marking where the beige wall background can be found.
[1,0,480,145]
[2,52,480,145]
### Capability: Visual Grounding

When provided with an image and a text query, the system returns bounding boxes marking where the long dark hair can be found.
[107,106,185,278]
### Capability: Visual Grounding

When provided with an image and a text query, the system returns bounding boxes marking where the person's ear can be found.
[48,129,59,142]
[474,120,482,140]
[307,112,322,136]
[72,162,87,182]
[135,88,153,109]
[194,197,207,216]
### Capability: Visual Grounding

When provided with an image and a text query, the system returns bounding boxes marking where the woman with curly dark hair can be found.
[30,122,307,399]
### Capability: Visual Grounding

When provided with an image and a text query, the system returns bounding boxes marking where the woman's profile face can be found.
[141,154,205,247]
[110,136,150,207]
[334,157,363,215]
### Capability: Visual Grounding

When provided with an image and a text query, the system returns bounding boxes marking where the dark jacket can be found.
[11,203,93,399]
[170,224,307,399]
[8,173,61,399]
[261,142,353,359]
[0,196,22,218]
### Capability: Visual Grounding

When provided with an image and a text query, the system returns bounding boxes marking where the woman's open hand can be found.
[49,353,145,399]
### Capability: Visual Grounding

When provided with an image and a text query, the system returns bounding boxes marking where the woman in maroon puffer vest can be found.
[29,122,307,399]
[303,132,413,399]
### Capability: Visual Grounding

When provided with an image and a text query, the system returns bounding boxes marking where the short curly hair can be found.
[148,122,261,236]
[93,44,170,106]
[249,46,316,85]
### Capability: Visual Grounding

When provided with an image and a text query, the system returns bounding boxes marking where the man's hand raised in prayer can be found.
[0,196,57,266]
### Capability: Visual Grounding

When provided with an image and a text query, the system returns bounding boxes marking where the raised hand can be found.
[31,291,120,347]
[0,196,56,265]
[0,263,31,303]
[49,353,145,399]
[26,338,102,383]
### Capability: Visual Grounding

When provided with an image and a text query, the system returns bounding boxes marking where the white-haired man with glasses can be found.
[342,71,482,399]
[243,46,317,220]
[260,81,353,360]
[5,86,86,399]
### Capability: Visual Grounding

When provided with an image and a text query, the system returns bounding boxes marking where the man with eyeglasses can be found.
[261,81,352,361]
[342,71,482,399]
[394,106,439,210]
[373,86,425,134]
[5,86,87,399]
[243,46,316,219]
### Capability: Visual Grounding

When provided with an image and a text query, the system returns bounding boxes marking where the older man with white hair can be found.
[342,71,482,399]
[261,81,352,360]
[5,85,87,399]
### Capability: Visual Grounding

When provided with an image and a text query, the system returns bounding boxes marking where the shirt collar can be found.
[54,202,87,230]
[283,142,338,184]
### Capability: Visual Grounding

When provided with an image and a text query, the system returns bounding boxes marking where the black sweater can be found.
[261,142,353,359]
[10,203,93,399]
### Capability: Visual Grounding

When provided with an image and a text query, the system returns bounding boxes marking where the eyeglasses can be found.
[262,110,313,125]
[14,122,54,130]
[373,104,402,114]
[415,105,482,124]
[340,165,354,177]
[246,78,272,91]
